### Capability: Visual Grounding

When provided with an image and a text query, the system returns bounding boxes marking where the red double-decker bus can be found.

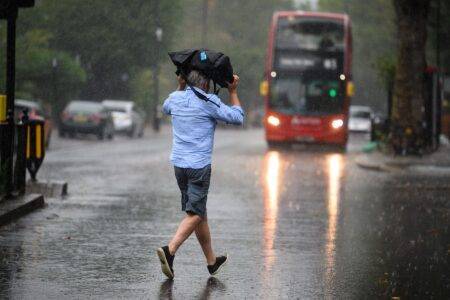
[262,11,353,149]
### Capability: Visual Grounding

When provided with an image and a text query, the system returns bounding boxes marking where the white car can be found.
[348,106,373,132]
[102,100,145,137]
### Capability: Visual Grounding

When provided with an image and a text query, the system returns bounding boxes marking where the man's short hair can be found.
[187,70,210,92]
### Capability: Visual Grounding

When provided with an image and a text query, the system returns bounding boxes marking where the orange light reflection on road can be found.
[325,154,344,288]
[262,151,283,271]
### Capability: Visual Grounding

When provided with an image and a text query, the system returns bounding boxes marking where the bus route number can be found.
[323,59,338,70]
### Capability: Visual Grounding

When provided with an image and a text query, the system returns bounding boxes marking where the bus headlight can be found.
[267,115,280,127]
[331,119,344,129]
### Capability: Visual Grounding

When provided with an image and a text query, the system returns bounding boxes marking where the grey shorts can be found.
[174,164,211,218]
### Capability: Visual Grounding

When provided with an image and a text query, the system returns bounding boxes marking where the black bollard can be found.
[26,119,45,181]
[13,109,28,194]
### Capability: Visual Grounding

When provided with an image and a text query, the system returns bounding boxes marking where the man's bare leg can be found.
[168,213,202,255]
[195,218,216,265]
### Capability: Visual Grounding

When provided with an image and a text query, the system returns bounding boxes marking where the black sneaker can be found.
[157,246,175,279]
[207,254,228,276]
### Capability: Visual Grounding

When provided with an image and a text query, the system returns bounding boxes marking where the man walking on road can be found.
[157,69,244,279]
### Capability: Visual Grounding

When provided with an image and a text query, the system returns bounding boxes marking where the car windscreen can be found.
[105,107,127,113]
[269,75,344,115]
[14,105,28,119]
[351,111,371,119]
[15,105,30,113]
[67,102,102,114]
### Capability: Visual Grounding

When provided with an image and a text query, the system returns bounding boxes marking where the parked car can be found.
[15,99,53,148]
[102,100,145,137]
[348,105,374,133]
[60,100,114,140]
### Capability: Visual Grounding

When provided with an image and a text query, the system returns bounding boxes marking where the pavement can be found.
[355,141,450,173]
[0,128,449,299]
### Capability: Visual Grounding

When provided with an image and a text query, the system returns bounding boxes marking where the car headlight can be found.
[331,119,344,129]
[267,115,280,126]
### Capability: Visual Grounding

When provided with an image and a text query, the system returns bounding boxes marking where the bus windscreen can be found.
[276,17,344,51]
[269,76,344,115]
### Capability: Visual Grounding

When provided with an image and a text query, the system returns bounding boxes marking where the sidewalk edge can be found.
[355,155,397,172]
[0,194,45,227]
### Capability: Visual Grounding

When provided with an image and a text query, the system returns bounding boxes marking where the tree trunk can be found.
[391,0,430,154]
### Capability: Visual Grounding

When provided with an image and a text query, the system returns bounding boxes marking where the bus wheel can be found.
[335,144,347,153]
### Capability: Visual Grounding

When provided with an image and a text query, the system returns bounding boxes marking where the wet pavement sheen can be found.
[0,128,449,299]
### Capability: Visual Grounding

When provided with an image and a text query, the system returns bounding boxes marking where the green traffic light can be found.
[329,88,337,98]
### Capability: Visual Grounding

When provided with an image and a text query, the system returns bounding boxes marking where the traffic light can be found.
[328,88,338,98]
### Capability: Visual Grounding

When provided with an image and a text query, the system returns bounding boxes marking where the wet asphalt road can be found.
[0,127,449,299]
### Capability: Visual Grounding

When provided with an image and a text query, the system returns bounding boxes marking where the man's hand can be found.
[227,74,241,107]
[177,75,187,91]
[227,75,239,94]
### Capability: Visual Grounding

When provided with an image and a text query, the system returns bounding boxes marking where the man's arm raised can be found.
[209,74,244,125]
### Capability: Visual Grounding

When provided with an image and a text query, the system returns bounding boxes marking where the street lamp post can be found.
[152,21,163,132]
[436,0,441,71]
[436,0,442,149]
[52,58,59,125]
[202,0,208,46]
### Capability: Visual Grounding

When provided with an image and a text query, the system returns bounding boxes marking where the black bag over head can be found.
[168,49,234,89]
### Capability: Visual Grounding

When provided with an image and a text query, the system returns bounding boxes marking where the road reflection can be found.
[158,277,226,300]
[262,151,284,271]
[324,154,344,291]
[197,277,227,300]
[158,279,173,300]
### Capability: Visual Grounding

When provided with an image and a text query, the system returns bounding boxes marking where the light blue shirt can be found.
[163,87,245,169]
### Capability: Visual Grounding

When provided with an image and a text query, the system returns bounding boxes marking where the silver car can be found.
[102,100,145,138]
[349,106,373,132]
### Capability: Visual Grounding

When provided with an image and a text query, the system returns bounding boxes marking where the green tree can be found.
[391,0,431,153]
[37,0,181,100]
[131,69,153,118]
[0,23,86,116]
[17,30,86,114]
[1,0,183,120]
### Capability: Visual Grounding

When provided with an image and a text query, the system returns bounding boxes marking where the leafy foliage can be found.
[1,0,181,117]
[26,0,181,101]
